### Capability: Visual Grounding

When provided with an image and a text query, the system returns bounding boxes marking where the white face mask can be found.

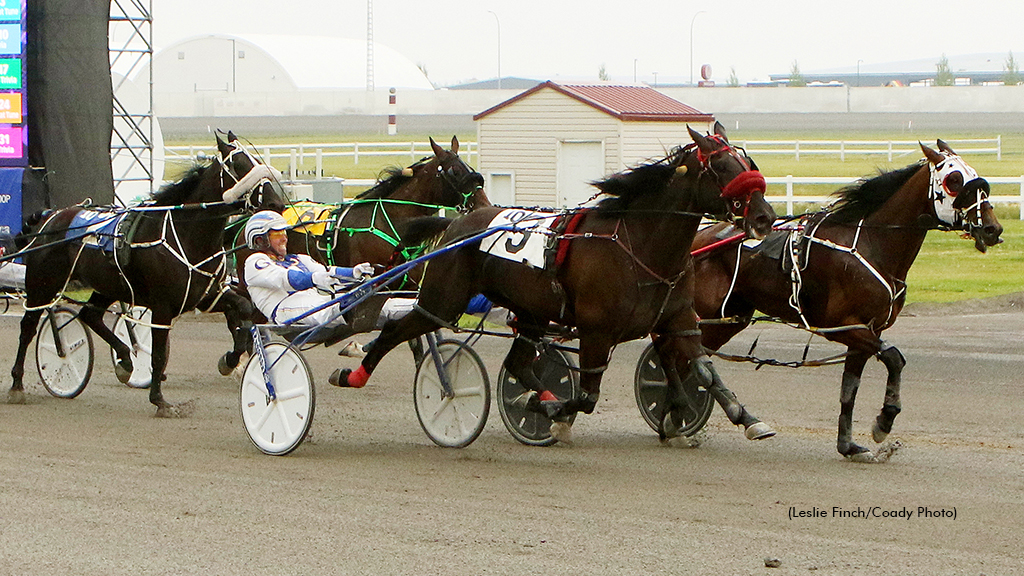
[928,152,981,228]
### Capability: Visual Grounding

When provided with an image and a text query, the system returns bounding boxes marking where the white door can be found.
[557,141,604,208]
[486,172,515,206]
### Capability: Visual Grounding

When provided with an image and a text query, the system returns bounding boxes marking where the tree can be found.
[1003,51,1021,86]
[788,61,806,87]
[598,64,610,81]
[728,67,740,87]
[935,54,954,86]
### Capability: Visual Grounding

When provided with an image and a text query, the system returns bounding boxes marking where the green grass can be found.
[167,128,1024,304]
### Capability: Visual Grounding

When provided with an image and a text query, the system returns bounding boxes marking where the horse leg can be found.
[837,351,872,457]
[542,332,612,444]
[871,342,905,443]
[9,308,44,403]
[329,305,441,388]
[210,288,254,376]
[142,308,192,417]
[76,294,135,384]
[699,355,775,439]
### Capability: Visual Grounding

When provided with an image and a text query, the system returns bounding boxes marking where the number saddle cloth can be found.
[66,208,143,266]
[479,207,588,273]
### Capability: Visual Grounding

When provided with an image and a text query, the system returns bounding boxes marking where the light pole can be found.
[633,59,638,83]
[488,10,501,89]
[690,10,707,86]
[857,59,863,87]
[653,71,658,87]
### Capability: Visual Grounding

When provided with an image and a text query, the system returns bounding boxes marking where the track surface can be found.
[1,305,1021,575]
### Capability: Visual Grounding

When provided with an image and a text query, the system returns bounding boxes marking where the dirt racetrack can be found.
[1,301,1022,575]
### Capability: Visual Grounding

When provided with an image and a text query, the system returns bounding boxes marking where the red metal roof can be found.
[473,80,714,122]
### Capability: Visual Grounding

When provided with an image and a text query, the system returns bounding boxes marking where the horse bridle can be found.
[688,135,765,224]
[928,151,990,233]
[221,141,279,211]
[435,153,484,213]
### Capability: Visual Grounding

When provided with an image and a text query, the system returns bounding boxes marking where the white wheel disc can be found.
[36,307,94,399]
[111,306,153,389]
[414,339,489,448]
[240,342,315,456]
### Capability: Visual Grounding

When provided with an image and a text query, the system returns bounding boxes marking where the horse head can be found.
[921,140,1002,252]
[409,135,489,212]
[216,131,288,213]
[682,123,776,239]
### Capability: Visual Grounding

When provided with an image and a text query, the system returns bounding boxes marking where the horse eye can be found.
[943,172,964,195]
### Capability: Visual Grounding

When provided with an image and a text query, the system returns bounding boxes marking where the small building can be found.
[473,81,714,207]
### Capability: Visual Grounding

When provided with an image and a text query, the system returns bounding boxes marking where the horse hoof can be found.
[337,341,366,358]
[745,422,776,440]
[509,390,538,409]
[232,352,250,380]
[7,389,26,404]
[549,421,573,445]
[329,368,367,388]
[217,353,236,376]
[114,363,133,384]
[871,423,889,444]
[661,412,682,439]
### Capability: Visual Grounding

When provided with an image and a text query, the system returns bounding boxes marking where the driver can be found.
[242,210,415,329]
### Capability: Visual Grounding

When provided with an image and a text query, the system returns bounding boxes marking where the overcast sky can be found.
[151,1,1024,87]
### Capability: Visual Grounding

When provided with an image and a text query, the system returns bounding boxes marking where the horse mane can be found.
[356,157,432,200]
[591,146,689,212]
[828,162,923,223]
[150,162,210,205]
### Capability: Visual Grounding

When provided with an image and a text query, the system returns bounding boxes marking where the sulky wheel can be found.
[240,342,315,456]
[413,338,490,448]
[634,342,713,437]
[110,306,153,389]
[36,306,94,399]
[497,342,580,446]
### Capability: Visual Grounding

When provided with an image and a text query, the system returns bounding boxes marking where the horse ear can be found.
[936,139,955,155]
[689,125,714,156]
[920,141,944,165]
[216,132,231,157]
[430,137,444,157]
[713,121,728,141]
[228,130,238,142]
[450,135,459,155]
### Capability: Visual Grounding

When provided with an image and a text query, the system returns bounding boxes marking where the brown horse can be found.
[8,132,286,415]
[333,124,779,444]
[232,136,488,291]
[691,140,1003,460]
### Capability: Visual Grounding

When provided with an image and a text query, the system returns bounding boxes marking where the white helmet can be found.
[245,210,288,249]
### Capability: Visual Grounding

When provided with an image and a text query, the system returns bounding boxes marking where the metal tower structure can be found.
[366,0,375,91]
[108,0,154,201]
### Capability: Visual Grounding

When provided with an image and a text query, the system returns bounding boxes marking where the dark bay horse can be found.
[235,136,489,289]
[9,133,286,416]
[334,124,778,444]
[691,140,1003,460]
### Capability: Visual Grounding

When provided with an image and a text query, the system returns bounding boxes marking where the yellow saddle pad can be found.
[283,202,335,236]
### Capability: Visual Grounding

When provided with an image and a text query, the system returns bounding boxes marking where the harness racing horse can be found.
[8,133,286,416]
[334,124,779,444]
[691,140,1003,460]
[237,136,489,290]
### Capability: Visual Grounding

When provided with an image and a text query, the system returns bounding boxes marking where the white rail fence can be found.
[765,176,1024,219]
[736,137,1001,161]
[165,141,478,180]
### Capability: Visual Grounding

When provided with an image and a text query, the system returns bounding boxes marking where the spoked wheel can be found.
[413,338,490,448]
[634,342,714,436]
[35,306,95,399]
[110,306,153,389]
[239,342,315,456]
[497,343,580,446]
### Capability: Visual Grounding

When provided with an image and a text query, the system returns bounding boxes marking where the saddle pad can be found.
[283,202,334,236]
[480,208,558,269]
[67,210,126,252]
